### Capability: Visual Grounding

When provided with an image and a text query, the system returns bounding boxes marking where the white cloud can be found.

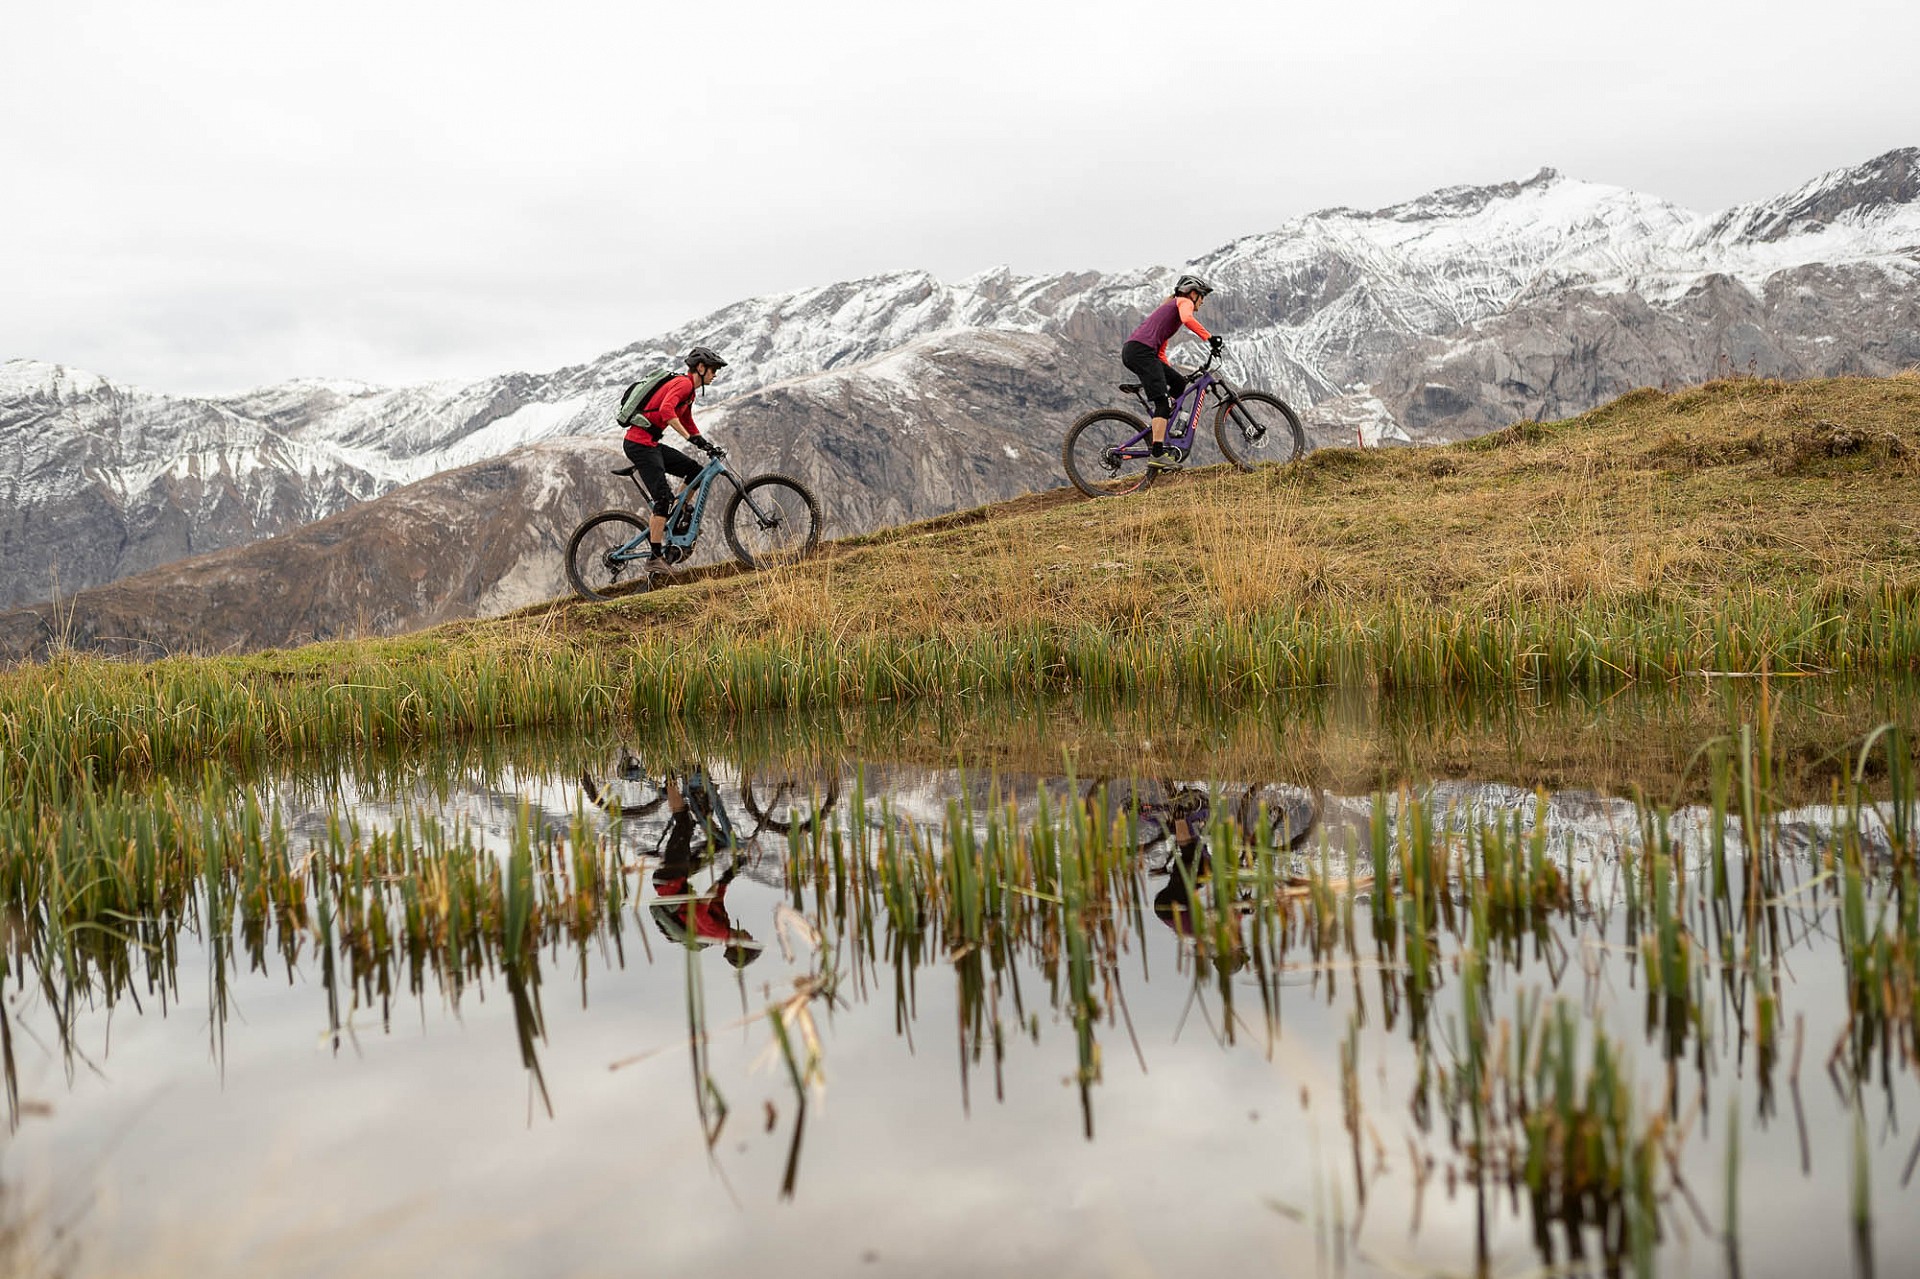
[1,0,1914,393]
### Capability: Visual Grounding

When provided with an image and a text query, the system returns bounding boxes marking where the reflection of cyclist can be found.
[624,346,730,566]
[1122,275,1223,470]
[649,777,763,968]
[1150,806,1248,973]
[1151,803,1209,933]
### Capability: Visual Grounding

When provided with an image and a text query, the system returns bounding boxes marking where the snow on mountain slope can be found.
[0,329,1119,659]
[4,148,1916,610]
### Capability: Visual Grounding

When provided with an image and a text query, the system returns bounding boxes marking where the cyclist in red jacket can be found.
[1122,275,1224,469]
[624,345,729,564]
[648,774,763,969]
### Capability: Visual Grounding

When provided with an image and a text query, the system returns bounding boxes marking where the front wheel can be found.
[723,475,821,568]
[1063,409,1157,498]
[565,510,651,601]
[1214,392,1307,470]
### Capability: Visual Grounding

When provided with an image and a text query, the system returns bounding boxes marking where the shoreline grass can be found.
[6,588,1918,800]
[3,374,1918,796]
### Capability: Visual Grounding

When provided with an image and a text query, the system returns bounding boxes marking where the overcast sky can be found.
[2,0,1914,395]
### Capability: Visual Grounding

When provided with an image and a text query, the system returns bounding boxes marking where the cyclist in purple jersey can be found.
[1121,274,1225,468]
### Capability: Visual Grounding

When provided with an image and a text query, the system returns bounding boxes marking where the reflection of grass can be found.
[663,679,1920,811]
[0,1174,75,1279]
[3,693,1918,1269]
[0,774,624,1127]
[0,639,627,805]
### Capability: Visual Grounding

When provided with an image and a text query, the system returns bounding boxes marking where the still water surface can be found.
[6,683,1918,1277]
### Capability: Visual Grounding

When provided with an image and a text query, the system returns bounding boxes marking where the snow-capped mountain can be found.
[3,148,1915,616]
[0,330,1116,658]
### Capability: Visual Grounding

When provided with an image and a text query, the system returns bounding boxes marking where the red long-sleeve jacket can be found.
[624,374,706,447]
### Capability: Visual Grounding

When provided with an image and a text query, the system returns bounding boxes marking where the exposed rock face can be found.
[0,442,604,658]
[706,329,1122,531]
[0,332,1121,658]
[3,148,1916,629]
[1331,262,1920,439]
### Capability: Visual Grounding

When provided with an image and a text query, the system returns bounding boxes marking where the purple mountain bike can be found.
[1061,347,1306,497]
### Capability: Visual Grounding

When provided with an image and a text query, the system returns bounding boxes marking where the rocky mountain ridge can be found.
[3,147,1915,616]
[0,331,1114,657]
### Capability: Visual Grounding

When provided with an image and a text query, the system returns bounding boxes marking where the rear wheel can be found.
[1063,409,1157,497]
[580,749,667,817]
[1234,784,1323,851]
[742,767,841,834]
[1214,391,1306,470]
[723,475,821,568]
[565,510,651,601]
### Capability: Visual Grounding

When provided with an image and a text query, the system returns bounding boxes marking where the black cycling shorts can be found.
[623,437,702,517]
[1121,340,1190,421]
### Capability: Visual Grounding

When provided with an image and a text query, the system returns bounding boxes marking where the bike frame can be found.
[603,761,789,853]
[1114,349,1240,460]
[608,454,783,565]
[681,767,740,849]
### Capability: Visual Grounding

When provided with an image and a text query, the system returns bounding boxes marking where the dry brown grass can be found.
[736,558,843,640]
[2,377,1914,799]
[548,373,1920,652]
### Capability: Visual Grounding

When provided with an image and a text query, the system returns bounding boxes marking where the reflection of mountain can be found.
[292,760,1915,885]
[5,148,1917,625]
[20,726,1909,1276]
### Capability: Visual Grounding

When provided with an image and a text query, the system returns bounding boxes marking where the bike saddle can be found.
[610,464,639,477]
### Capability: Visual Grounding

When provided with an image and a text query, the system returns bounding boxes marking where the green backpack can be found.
[615,368,676,428]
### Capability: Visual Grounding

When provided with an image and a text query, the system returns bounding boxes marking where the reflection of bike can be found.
[1122,781,1210,854]
[1234,784,1322,852]
[581,753,837,846]
[740,766,841,834]
[565,447,822,600]
[1084,778,1322,861]
[580,749,668,817]
[1062,347,1307,498]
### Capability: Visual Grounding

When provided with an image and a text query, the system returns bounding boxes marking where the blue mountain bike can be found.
[565,448,820,600]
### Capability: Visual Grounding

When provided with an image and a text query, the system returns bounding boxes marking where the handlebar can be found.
[1181,344,1225,378]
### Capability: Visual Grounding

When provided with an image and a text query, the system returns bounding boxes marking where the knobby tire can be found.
[565,510,651,602]
[741,770,842,834]
[723,474,822,569]
[1214,391,1307,469]
[1063,409,1158,498]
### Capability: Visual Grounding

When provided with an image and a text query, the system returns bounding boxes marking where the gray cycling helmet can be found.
[1172,274,1215,299]
[685,345,729,371]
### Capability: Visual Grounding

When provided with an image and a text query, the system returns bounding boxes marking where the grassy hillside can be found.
[5,374,1918,791]
[554,372,1920,639]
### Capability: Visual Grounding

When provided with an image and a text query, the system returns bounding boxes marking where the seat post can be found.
[608,463,648,500]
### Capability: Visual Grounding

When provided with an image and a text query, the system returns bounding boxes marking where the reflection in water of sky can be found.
[6,686,1920,1278]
